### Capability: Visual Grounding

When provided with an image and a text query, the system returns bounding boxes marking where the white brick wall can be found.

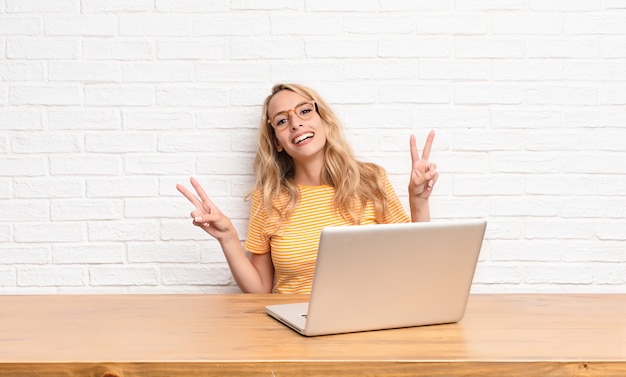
[1,2,625,294]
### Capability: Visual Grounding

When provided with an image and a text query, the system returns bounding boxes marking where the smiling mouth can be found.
[293,133,314,144]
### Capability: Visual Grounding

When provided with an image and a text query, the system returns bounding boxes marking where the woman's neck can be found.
[293,158,324,186]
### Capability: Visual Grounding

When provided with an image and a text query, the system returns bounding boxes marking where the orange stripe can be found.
[245,176,410,294]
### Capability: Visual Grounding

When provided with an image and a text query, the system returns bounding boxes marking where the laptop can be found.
[265,219,487,336]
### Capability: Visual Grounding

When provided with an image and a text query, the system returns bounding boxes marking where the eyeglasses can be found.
[268,101,317,130]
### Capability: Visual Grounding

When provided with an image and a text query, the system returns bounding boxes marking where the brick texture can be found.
[0,2,624,294]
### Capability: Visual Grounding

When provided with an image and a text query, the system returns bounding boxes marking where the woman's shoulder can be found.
[245,188,263,205]
[360,161,387,177]
[248,185,294,209]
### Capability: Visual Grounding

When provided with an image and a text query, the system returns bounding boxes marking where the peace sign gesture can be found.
[409,130,438,201]
[176,177,235,241]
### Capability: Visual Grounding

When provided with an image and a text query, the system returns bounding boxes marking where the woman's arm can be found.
[176,177,274,293]
[215,232,274,293]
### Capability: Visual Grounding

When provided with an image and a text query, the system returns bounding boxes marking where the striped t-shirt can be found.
[244,173,410,294]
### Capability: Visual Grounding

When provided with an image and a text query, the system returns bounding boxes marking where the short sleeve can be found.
[244,190,271,255]
[381,171,411,224]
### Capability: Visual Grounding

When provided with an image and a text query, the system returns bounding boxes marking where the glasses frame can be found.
[267,101,317,130]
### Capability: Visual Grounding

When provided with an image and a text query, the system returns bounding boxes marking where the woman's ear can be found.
[275,139,283,152]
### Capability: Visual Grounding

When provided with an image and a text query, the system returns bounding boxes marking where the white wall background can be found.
[1,0,625,294]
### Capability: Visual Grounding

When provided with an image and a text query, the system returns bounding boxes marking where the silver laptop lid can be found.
[302,219,487,336]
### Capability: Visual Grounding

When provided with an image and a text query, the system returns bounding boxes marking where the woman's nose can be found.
[288,112,302,128]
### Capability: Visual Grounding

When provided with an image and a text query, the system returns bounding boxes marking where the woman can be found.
[177,83,438,293]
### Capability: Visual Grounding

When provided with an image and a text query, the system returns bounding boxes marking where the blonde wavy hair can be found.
[246,83,391,225]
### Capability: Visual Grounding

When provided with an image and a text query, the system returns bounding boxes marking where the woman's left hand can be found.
[409,130,439,200]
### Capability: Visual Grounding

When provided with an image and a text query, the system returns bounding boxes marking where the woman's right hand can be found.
[177,177,274,293]
[176,177,235,242]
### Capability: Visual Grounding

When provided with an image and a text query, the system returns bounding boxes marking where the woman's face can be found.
[267,89,327,166]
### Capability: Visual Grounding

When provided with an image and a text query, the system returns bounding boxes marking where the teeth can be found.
[294,133,314,144]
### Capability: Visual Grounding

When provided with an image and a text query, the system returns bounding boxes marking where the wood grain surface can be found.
[1,294,625,376]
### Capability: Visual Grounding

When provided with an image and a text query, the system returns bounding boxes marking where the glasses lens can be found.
[271,112,288,128]
[296,102,315,120]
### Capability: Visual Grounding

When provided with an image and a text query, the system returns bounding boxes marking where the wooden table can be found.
[1,294,625,376]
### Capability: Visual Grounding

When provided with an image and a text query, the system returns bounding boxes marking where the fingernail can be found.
[195,216,202,222]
